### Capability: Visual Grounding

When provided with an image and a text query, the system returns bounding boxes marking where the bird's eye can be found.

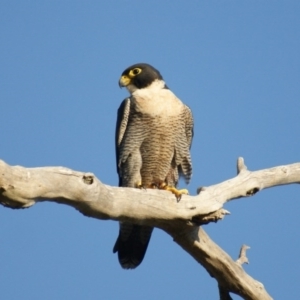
[129,68,142,77]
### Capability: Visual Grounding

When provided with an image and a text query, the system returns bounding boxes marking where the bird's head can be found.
[119,63,165,93]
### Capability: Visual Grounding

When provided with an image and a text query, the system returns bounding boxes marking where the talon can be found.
[149,183,158,189]
[158,183,189,202]
[135,182,145,189]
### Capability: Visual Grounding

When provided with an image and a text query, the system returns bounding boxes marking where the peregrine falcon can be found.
[113,63,193,269]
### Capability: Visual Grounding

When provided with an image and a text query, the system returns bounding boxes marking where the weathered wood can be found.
[1,157,299,299]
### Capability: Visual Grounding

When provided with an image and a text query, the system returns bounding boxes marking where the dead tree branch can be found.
[1,158,299,299]
[237,245,250,266]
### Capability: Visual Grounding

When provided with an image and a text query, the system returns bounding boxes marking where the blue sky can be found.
[1,1,299,299]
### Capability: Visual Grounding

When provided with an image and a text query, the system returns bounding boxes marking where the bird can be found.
[113,63,193,269]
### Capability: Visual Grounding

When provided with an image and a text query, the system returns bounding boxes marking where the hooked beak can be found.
[119,75,131,88]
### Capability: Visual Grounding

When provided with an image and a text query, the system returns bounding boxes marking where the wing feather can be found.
[176,105,194,183]
[184,105,194,149]
[114,98,152,269]
[115,98,131,186]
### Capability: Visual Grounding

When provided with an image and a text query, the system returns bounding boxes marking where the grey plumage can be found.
[113,63,193,269]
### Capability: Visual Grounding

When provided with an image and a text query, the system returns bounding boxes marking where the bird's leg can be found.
[158,182,189,202]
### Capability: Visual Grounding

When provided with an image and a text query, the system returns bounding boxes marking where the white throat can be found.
[129,79,183,117]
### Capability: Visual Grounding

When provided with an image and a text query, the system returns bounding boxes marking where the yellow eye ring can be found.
[129,68,142,77]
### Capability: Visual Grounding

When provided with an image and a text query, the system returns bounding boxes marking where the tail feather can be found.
[113,224,153,269]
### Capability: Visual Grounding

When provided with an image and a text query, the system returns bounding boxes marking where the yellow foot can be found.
[159,183,189,202]
[135,182,145,189]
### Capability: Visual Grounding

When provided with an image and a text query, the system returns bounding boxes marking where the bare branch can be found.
[237,244,250,265]
[237,157,247,174]
[1,157,297,299]
[171,227,271,299]
[192,208,230,225]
